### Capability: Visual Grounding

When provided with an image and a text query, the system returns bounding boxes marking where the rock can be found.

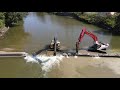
[68,53,72,56]
[63,53,68,56]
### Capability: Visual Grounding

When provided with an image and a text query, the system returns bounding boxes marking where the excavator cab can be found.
[88,42,109,53]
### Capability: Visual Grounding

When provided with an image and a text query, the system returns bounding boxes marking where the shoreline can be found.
[48,12,117,34]
[0,26,9,38]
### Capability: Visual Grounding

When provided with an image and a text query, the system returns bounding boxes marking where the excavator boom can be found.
[78,27,98,43]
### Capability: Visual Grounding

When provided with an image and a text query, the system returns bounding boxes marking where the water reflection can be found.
[23,12,114,53]
[0,25,30,51]
[0,12,119,78]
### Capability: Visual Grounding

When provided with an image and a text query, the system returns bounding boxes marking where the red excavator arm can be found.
[76,27,98,53]
[78,27,98,43]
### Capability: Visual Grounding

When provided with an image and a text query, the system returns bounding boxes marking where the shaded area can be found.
[0,25,30,51]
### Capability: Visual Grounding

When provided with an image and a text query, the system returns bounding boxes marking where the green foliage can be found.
[103,16,116,28]
[114,14,120,33]
[0,19,4,28]
[0,12,5,20]
[4,12,26,27]
[50,12,120,34]
[0,12,5,28]
[0,12,27,28]
[73,12,116,29]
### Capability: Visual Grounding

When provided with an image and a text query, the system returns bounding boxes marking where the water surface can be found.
[0,12,119,78]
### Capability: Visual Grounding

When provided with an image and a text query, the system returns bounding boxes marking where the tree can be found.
[4,12,26,27]
[114,14,120,33]
[0,12,5,28]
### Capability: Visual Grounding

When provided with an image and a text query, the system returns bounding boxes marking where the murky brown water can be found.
[0,12,120,78]
[48,57,120,78]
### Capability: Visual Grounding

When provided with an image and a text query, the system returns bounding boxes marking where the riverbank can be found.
[0,27,9,38]
[48,12,119,34]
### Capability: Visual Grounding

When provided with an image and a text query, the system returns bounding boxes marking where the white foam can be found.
[93,56,100,59]
[24,53,64,73]
[74,56,78,58]
[24,55,39,63]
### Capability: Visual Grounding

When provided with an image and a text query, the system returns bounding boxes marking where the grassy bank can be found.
[49,12,120,35]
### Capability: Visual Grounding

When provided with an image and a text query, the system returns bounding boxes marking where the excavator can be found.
[76,27,109,53]
[32,36,60,57]
[32,27,109,59]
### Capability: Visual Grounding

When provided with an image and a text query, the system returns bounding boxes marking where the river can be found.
[0,12,120,78]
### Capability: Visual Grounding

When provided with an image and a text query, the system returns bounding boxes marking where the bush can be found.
[0,12,28,28]
[102,16,116,28]
[0,12,5,28]
[114,14,120,33]
[4,12,27,27]
[76,13,116,29]
[0,20,4,28]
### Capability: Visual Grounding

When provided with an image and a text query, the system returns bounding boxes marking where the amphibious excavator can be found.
[76,27,109,53]
[32,36,60,57]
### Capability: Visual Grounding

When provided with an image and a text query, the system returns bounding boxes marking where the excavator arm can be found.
[78,27,98,43]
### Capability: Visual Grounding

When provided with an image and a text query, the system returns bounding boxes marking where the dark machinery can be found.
[49,36,60,56]
[32,36,60,57]
[49,37,60,51]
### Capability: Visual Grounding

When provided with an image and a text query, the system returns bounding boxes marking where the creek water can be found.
[0,12,120,78]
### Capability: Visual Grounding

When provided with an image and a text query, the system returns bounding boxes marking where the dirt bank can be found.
[0,27,9,38]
